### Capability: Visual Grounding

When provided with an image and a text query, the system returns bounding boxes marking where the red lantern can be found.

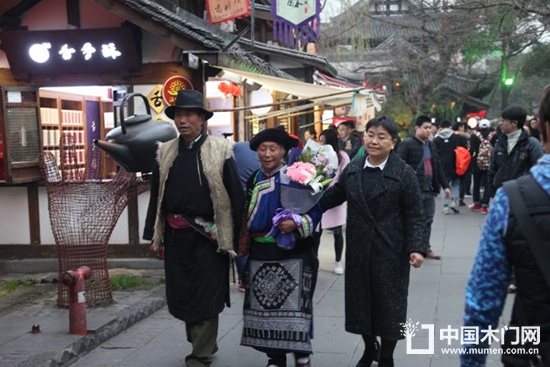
[233,85,243,97]
[218,82,230,95]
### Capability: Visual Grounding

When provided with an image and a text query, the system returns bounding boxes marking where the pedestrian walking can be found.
[233,141,261,292]
[488,106,543,194]
[313,128,350,275]
[397,115,450,260]
[238,128,322,367]
[322,116,427,367]
[469,119,495,214]
[461,86,550,367]
[433,120,466,214]
[143,90,244,367]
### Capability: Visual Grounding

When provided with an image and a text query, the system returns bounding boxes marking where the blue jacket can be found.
[461,154,550,367]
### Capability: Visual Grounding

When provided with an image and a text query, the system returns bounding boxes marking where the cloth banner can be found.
[207,0,251,24]
[272,0,321,49]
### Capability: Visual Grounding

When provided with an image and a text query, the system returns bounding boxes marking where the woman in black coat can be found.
[321,116,427,367]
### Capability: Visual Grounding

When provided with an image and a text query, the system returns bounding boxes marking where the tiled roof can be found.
[366,15,441,39]
[323,5,441,41]
[116,0,336,77]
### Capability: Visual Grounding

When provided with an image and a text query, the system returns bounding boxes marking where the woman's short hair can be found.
[366,116,399,139]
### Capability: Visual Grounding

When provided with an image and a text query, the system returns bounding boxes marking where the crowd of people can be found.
[142,88,549,367]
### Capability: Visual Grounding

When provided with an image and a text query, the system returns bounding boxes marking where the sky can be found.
[320,0,360,22]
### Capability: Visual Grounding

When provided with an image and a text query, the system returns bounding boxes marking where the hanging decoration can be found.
[218,82,243,97]
[271,0,321,49]
[466,110,487,119]
[348,90,368,118]
[206,0,251,24]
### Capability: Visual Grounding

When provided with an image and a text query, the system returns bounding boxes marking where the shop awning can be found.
[213,66,380,110]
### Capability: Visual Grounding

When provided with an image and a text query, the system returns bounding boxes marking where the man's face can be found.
[499,117,518,135]
[173,109,204,142]
[337,124,350,138]
[415,122,432,142]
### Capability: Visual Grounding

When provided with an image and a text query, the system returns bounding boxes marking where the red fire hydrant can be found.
[60,266,91,336]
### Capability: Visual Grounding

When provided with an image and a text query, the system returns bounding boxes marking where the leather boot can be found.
[356,340,380,367]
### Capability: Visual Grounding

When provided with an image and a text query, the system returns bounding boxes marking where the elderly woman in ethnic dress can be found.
[238,128,321,367]
[321,116,427,367]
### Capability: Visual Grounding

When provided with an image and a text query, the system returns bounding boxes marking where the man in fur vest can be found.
[143,90,244,367]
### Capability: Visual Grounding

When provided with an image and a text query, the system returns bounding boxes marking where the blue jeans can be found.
[421,191,436,249]
[234,254,248,282]
[441,179,460,206]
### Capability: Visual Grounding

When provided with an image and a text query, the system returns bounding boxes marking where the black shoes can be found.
[356,340,380,367]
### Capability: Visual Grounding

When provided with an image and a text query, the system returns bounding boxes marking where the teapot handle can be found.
[119,93,152,135]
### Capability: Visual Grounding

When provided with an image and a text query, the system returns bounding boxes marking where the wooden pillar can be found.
[314,105,323,137]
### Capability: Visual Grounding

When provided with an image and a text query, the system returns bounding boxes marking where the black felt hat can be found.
[249,128,299,151]
[164,90,214,120]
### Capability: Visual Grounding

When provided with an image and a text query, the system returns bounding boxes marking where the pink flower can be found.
[314,152,328,165]
[286,162,317,185]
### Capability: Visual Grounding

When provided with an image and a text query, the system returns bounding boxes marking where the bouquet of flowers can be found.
[266,139,338,250]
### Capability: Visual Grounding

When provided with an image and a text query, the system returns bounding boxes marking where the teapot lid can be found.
[124,114,151,126]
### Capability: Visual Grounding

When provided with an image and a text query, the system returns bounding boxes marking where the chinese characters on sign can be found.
[162,76,194,106]
[271,0,321,49]
[147,85,165,115]
[32,41,122,64]
[0,28,141,76]
[206,0,251,24]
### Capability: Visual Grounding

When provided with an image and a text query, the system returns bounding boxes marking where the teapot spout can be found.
[94,139,133,171]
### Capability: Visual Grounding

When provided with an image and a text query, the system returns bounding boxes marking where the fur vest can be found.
[151,136,235,255]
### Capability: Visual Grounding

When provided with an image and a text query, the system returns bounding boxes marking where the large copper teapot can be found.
[94,93,177,173]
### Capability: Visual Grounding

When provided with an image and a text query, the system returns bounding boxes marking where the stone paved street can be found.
[66,197,514,367]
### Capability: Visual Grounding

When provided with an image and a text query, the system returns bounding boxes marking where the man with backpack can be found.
[434,121,469,214]
[460,87,550,367]
[469,119,496,214]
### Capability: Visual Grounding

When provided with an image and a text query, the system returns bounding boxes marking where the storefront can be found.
[207,66,382,140]
[0,0,237,255]
[0,0,346,257]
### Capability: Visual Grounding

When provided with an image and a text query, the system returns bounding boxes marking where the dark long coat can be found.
[321,152,427,340]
